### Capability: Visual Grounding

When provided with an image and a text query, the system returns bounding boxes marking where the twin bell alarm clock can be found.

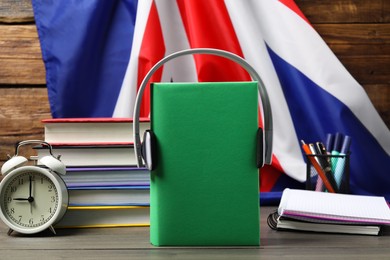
[0,140,68,235]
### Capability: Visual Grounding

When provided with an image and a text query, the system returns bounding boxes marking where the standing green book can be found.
[150,82,260,246]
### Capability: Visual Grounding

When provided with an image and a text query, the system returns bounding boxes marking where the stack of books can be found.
[268,188,390,236]
[35,118,151,228]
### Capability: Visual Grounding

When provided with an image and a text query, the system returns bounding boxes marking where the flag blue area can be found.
[259,192,283,206]
[271,173,305,192]
[32,0,138,117]
[267,46,390,200]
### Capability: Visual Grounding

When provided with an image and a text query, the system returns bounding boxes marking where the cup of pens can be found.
[303,133,350,194]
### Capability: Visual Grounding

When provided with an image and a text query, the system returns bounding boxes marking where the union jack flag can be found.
[32,0,390,204]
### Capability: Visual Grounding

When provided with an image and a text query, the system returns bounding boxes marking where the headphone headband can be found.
[133,48,273,167]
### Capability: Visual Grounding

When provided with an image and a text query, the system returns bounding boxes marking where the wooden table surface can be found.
[0,206,389,259]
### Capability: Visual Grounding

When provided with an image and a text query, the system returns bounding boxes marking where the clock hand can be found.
[28,175,34,214]
[13,197,34,202]
[13,176,34,202]
[29,175,32,198]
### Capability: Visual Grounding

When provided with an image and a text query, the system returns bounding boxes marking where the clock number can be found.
[40,215,45,222]
[7,197,12,203]
[18,178,24,185]
[48,184,53,192]
[18,216,22,223]
[49,207,52,213]
[51,196,56,203]
[29,218,34,225]
[11,186,17,193]
[10,208,15,214]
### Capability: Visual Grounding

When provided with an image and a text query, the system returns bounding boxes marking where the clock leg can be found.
[49,225,57,235]
[7,228,14,236]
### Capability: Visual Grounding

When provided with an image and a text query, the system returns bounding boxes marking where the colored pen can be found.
[325,133,334,152]
[315,141,330,171]
[334,135,351,188]
[325,133,334,165]
[331,133,343,173]
[333,133,343,152]
[309,143,324,191]
[320,134,334,191]
[301,140,337,193]
[315,141,339,193]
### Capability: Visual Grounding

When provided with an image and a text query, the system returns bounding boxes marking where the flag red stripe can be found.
[278,0,311,25]
[260,155,285,192]
[176,0,250,82]
[137,1,166,117]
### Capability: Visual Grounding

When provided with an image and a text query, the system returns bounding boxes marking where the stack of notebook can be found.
[268,189,390,236]
[36,117,151,228]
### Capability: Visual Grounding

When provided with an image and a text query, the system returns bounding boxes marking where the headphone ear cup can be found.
[40,156,66,175]
[256,128,264,168]
[1,156,28,175]
[141,130,157,171]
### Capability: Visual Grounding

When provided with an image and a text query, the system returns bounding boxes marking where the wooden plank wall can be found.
[0,0,389,164]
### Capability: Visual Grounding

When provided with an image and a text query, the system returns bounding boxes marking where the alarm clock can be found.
[0,140,68,235]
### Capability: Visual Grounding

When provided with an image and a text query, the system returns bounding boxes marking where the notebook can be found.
[268,188,390,235]
[150,82,260,246]
[267,212,381,235]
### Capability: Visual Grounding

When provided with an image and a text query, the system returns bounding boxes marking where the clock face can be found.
[0,169,60,230]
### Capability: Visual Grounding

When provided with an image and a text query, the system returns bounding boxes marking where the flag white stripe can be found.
[113,0,153,118]
[155,0,198,83]
[226,0,307,181]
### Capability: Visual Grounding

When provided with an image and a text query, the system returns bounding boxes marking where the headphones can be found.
[1,140,66,176]
[133,48,273,170]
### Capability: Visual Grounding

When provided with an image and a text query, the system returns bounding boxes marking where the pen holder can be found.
[305,153,350,194]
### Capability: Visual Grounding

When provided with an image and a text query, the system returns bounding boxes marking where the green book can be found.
[150,82,260,246]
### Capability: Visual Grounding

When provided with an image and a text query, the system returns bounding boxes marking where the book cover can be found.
[63,166,150,188]
[42,117,150,144]
[55,205,150,228]
[35,143,138,167]
[42,118,150,123]
[150,82,260,246]
[68,185,150,206]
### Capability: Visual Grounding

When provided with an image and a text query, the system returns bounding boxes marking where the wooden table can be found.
[0,207,389,259]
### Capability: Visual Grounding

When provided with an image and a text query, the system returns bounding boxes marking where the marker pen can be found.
[334,135,351,188]
[331,132,343,173]
[309,143,324,191]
